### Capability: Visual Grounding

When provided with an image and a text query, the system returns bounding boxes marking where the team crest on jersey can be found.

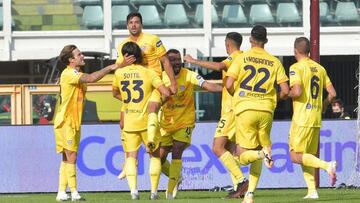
[125,108,129,113]
[227,56,232,61]
[290,71,295,75]
[306,103,312,109]
[156,40,162,47]
[74,69,79,74]
[239,91,246,97]
[180,85,185,91]
[67,140,73,145]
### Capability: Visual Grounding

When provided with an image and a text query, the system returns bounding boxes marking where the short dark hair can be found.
[167,49,181,56]
[294,37,310,55]
[127,12,143,24]
[121,41,143,64]
[59,44,77,65]
[226,32,243,48]
[332,99,344,108]
[251,25,267,42]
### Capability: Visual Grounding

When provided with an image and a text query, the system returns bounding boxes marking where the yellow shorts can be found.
[160,127,193,147]
[235,110,273,149]
[214,110,236,142]
[149,89,162,103]
[289,122,319,154]
[54,119,80,153]
[122,129,160,153]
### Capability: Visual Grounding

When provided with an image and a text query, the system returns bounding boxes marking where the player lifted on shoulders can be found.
[112,42,170,200]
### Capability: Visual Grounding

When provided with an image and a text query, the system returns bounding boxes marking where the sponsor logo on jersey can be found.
[156,40,162,47]
[239,91,246,97]
[289,71,295,75]
[306,103,312,109]
[180,85,185,91]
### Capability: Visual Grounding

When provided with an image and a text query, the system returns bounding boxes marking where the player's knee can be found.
[290,151,301,164]
[148,102,160,113]
[212,144,224,157]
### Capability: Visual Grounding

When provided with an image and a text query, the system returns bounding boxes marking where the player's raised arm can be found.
[79,63,118,84]
[184,54,226,71]
[161,55,177,94]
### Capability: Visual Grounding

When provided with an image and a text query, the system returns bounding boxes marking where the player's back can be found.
[290,58,331,127]
[114,64,162,132]
[229,47,288,115]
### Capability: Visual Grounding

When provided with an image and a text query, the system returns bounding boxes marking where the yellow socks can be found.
[248,159,262,193]
[125,157,137,193]
[168,159,182,193]
[65,163,77,193]
[301,165,316,194]
[149,157,162,193]
[302,153,329,170]
[58,162,67,192]
[219,151,245,185]
[239,150,263,165]
[162,160,170,177]
[147,113,159,143]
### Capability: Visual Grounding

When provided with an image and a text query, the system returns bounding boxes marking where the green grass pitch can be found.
[0,188,359,203]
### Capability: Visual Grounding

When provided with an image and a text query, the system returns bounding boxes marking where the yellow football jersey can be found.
[290,57,332,127]
[54,66,87,131]
[160,68,205,132]
[116,32,166,76]
[221,50,243,115]
[227,47,288,115]
[112,64,164,132]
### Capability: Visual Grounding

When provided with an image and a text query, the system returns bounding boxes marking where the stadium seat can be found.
[222,4,247,25]
[0,6,2,29]
[276,3,301,25]
[138,5,163,27]
[112,0,129,5]
[249,4,274,24]
[130,0,161,9]
[112,5,130,29]
[76,0,102,8]
[194,4,219,26]
[164,4,189,27]
[320,2,333,24]
[335,1,359,23]
[82,5,104,29]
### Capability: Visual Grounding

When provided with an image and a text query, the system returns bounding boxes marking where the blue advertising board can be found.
[0,120,357,193]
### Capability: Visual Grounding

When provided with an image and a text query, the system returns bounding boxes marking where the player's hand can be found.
[147,142,156,153]
[170,83,177,95]
[184,54,194,63]
[118,54,136,68]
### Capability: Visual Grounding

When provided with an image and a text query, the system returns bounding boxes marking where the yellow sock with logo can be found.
[58,161,67,192]
[239,150,263,165]
[147,113,159,143]
[219,151,245,185]
[65,163,77,193]
[248,160,262,192]
[301,165,316,194]
[302,153,329,170]
[168,159,182,193]
[149,157,162,193]
[125,157,137,192]
[162,160,170,177]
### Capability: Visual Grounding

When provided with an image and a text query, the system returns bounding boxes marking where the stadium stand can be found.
[334,1,359,24]
[164,4,190,27]
[112,5,130,29]
[138,5,163,27]
[12,0,82,31]
[194,4,219,26]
